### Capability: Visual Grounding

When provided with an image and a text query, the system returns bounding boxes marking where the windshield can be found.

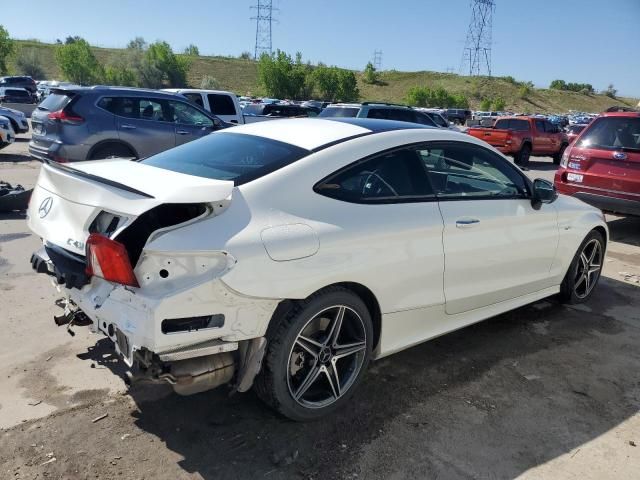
[319,107,359,118]
[578,117,640,151]
[140,132,309,184]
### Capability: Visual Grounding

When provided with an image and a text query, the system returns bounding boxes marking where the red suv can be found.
[554,112,640,216]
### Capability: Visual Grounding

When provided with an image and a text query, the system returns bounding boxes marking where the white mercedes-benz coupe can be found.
[28,118,607,420]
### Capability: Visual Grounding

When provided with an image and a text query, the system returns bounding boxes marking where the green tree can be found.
[144,41,189,87]
[363,61,379,84]
[312,64,340,101]
[104,64,136,86]
[336,69,359,102]
[200,75,220,89]
[257,50,312,99]
[15,47,45,79]
[0,25,15,74]
[479,98,492,111]
[406,86,431,107]
[549,79,567,90]
[604,84,617,98]
[65,35,82,45]
[518,84,531,99]
[239,51,253,60]
[184,44,199,56]
[55,38,103,85]
[492,97,506,111]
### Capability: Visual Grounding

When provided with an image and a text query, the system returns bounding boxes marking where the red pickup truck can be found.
[467,116,569,168]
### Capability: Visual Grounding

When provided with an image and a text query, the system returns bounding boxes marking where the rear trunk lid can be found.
[27,160,234,256]
[468,127,511,148]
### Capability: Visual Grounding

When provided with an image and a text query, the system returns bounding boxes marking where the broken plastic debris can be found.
[523,374,541,381]
[91,413,108,423]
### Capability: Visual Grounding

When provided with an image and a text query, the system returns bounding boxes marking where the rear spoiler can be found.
[44,160,155,199]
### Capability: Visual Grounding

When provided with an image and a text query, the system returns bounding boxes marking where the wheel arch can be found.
[269,281,383,352]
[86,139,138,160]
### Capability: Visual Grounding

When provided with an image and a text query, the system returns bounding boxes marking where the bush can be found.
[479,98,492,111]
[200,75,220,90]
[363,62,379,84]
[405,86,468,108]
[492,97,506,111]
[184,44,199,56]
[239,51,253,60]
[502,75,516,84]
[518,84,531,99]
[15,47,45,79]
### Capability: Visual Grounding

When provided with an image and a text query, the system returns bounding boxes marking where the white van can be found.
[163,89,244,125]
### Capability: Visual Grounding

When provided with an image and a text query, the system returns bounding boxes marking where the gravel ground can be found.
[1,133,639,480]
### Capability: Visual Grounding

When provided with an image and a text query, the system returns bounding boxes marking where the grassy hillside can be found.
[10,40,638,113]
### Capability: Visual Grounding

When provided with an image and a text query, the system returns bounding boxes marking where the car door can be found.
[533,119,550,154]
[418,141,559,315]
[168,99,215,146]
[115,97,176,158]
[545,121,562,152]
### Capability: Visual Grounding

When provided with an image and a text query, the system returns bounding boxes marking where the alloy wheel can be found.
[574,238,602,299]
[287,305,367,409]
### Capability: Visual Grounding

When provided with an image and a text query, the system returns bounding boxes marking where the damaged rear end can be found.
[28,159,274,396]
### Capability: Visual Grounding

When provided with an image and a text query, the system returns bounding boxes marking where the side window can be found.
[118,98,140,118]
[366,108,389,120]
[545,121,556,133]
[168,100,213,127]
[315,148,434,203]
[139,98,171,122]
[207,94,236,116]
[535,119,545,132]
[97,97,118,114]
[418,142,529,199]
[183,93,204,108]
[415,112,436,126]
[386,109,415,123]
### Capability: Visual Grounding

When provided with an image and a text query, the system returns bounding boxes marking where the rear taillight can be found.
[505,131,513,144]
[48,110,84,124]
[85,234,139,287]
[560,145,571,167]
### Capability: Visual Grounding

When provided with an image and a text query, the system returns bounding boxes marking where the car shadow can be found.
[74,276,640,479]
[607,215,640,247]
[527,159,558,171]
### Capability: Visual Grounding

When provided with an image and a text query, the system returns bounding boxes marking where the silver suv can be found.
[318,102,437,127]
[29,86,227,162]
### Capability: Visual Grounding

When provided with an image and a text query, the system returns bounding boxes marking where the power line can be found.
[251,0,278,60]
[459,0,495,76]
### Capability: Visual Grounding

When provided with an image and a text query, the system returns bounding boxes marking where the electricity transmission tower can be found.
[460,0,495,76]
[251,0,277,59]
[373,50,383,70]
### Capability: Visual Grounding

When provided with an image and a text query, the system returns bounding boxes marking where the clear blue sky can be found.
[3,0,639,96]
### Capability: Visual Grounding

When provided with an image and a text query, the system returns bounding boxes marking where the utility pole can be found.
[373,50,383,71]
[459,0,495,76]
[251,0,278,60]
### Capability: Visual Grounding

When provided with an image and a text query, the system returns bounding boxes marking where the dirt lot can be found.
[1,133,639,480]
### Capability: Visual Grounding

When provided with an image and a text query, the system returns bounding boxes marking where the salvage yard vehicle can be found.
[0,115,15,149]
[27,118,608,421]
[163,88,245,125]
[555,111,640,216]
[467,116,569,168]
[29,86,228,162]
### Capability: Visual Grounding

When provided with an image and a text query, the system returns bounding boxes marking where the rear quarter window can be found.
[207,94,237,116]
[38,93,73,111]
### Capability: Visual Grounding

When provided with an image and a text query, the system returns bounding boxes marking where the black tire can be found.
[516,143,531,167]
[8,118,19,133]
[89,143,135,160]
[553,144,567,165]
[558,230,605,304]
[254,287,373,421]
[0,142,8,151]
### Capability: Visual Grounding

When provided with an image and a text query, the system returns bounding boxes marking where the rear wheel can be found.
[254,287,373,421]
[553,144,567,165]
[89,143,135,160]
[559,230,605,304]
[515,143,531,168]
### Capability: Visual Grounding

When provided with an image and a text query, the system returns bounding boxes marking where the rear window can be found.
[38,93,72,112]
[7,89,30,96]
[568,125,586,134]
[319,107,359,118]
[578,117,640,151]
[140,132,309,184]
[494,119,530,131]
[208,94,237,116]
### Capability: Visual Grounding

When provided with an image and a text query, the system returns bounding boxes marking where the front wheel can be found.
[515,144,531,168]
[254,287,373,421]
[559,230,605,304]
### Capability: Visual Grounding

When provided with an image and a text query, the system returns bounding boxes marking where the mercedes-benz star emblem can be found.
[38,197,53,218]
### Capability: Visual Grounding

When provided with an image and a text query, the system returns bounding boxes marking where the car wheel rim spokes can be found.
[573,239,602,299]
[287,305,367,409]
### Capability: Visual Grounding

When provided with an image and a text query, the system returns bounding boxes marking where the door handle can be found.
[176,130,191,135]
[121,124,136,130]
[455,218,480,228]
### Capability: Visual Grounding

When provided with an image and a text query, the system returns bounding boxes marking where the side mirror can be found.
[531,178,557,208]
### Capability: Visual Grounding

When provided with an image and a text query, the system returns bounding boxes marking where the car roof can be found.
[599,111,640,118]
[51,86,188,98]
[226,117,431,150]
